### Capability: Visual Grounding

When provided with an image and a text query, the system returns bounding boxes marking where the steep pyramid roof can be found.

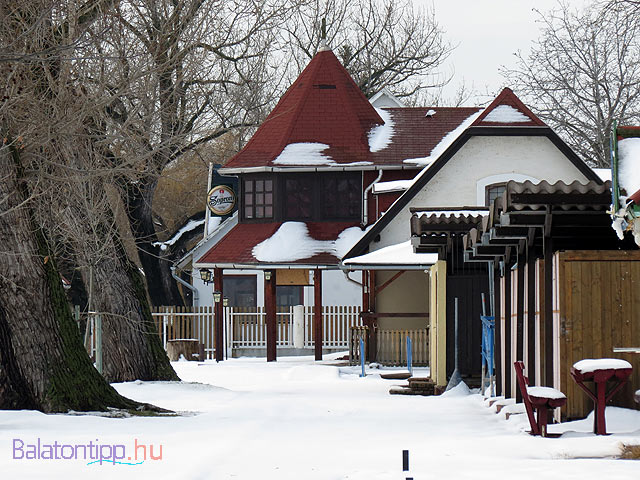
[472,87,546,127]
[224,48,384,169]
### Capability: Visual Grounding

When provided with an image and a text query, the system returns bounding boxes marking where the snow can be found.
[252,222,365,262]
[403,109,483,166]
[207,216,222,236]
[343,240,438,266]
[368,108,395,152]
[273,143,334,165]
[593,168,611,182]
[618,137,640,197]
[425,109,436,117]
[3,355,640,479]
[483,104,531,123]
[527,386,566,400]
[372,179,413,194]
[152,218,205,251]
[573,358,632,373]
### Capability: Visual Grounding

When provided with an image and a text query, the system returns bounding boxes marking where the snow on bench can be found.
[527,386,566,400]
[572,358,632,374]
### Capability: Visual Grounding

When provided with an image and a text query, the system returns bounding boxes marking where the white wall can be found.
[373,135,591,250]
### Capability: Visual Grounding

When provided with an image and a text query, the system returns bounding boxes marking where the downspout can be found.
[203,162,213,241]
[343,270,363,287]
[171,266,199,307]
[362,169,383,227]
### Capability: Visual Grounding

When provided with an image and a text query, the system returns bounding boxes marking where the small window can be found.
[224,276,257,307]
[322,176,360,219]
[284,177,314,219]
[243,177,274,220]
[485,183,507,206]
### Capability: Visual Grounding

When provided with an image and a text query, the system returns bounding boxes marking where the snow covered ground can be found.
[1,354,639,479]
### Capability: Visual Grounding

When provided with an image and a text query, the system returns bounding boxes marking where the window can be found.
[322,176,360,219]
[223,276,257,308]
[244,178,273,220]
[284,177,314,219]
[485,183,507,206]
[276,285,303,308]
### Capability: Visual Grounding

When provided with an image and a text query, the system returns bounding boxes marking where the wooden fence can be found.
[152,305,362,358]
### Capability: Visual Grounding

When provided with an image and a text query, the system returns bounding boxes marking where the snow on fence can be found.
[152,305,361,356]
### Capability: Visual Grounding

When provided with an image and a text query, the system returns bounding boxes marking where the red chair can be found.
[514,361,567,437]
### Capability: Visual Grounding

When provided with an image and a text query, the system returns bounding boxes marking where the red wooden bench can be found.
[514,361,567,437]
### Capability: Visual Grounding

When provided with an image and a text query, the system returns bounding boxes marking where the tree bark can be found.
[126,178,184,307]
[90,237,179,383]
[0,144,136,412]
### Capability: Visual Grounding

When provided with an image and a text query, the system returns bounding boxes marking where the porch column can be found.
[493,263,502,397]
[516,250,525,403]
[368,270,377,362]
[503,257,512,398]
[543,236,554,386]
[265,270,277,362]
[526,235,537,385]
[214,268,224,362]
[314,269,323,361]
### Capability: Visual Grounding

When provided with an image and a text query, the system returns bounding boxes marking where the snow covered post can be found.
[293,305,304,348]
[406,336,413,376]
[359,338,366,377]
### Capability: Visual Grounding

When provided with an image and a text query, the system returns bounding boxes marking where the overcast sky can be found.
[414,0,591,104]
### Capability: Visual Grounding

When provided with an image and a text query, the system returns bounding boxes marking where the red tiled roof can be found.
[472,87,546,127]
[225,49,383,169]
[370,107,481,165]
[195,221,360,266]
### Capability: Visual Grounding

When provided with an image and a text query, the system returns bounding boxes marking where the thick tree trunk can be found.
[0,145,136,412]
[90,238,179,383]
[126,178,184,307]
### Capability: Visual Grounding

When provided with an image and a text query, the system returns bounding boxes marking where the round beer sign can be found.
[207,185,236,216]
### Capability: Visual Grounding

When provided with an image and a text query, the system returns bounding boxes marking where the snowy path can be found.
[1,355,639,479]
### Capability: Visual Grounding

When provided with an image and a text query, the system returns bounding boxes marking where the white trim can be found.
[369,88,405,108]
[476,173,541,205]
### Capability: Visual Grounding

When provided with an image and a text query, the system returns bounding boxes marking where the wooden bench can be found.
[514,361,567,437]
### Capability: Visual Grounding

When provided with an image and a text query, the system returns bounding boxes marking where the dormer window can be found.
[244,178,273,219]
[485,182,507,206]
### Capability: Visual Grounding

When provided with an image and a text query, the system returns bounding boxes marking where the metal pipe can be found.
[171,266,199,307]
[362,169,383,226]
[203,162,214,241]
[342,270,364,287]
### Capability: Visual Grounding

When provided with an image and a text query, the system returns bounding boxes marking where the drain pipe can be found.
[171,266,199,307]
[362,169,383,226]
[343,270,364,287]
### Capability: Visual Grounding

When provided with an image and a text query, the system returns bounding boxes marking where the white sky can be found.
[413,0,591,104]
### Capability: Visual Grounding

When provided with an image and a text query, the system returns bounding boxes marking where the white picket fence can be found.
[152,305,362,358]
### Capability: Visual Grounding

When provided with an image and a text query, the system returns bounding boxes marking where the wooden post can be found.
[527,240,537,385]
[504,258,512,398]
[362,270,370,313]
[516,252,525,403]
[214,268,224,362]
[368,270,377,362]
[543,237,554,386]
[494,263,502,397]
[314,269,323,361]
[265,270,277,362]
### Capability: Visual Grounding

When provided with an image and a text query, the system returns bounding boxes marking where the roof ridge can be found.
[472,87,545,127]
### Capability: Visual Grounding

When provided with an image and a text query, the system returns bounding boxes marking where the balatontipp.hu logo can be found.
[12,438,163,466]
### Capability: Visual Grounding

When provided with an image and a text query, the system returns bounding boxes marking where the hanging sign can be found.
[207,185,236,216]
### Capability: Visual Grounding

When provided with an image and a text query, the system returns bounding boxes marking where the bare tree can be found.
[284,0,453,98]
[504,1,640,167]
[0,0,167,411]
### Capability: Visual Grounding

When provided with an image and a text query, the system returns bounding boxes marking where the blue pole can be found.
[406,336,413,376]
[360,338,366,377]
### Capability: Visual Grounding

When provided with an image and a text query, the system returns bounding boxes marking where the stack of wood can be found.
[389,377,442,396]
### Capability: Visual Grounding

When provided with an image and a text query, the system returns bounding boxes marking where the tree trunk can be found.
[90,238,179,383]
[126,178,184,307]
[0,145,136,412]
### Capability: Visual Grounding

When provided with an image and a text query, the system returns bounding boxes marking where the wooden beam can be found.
[369,270,377,362]
[361,312,429,318]
[314,269,323,361]
[516,254,525,403]
[265,270,277,362]
[494,264,502,397]
[543,238,554,386]
[527,236,537,385]
[214,268,224,362]
[375,270,406,295]
[504,262,512,398]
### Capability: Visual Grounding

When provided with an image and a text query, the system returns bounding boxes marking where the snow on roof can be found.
[343,240,438,267]
[618,137,640,198]
[273,143,334,166]
[372,180,413,194]
[527,386,566,400]
[426,109,436,117]
[368,108,395,152]
[252,222,365,262]
[573,358,632,374]
[152,218,206,251]
[483,105,531,123]
[403,110,483,167]
[369,88,405,108]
